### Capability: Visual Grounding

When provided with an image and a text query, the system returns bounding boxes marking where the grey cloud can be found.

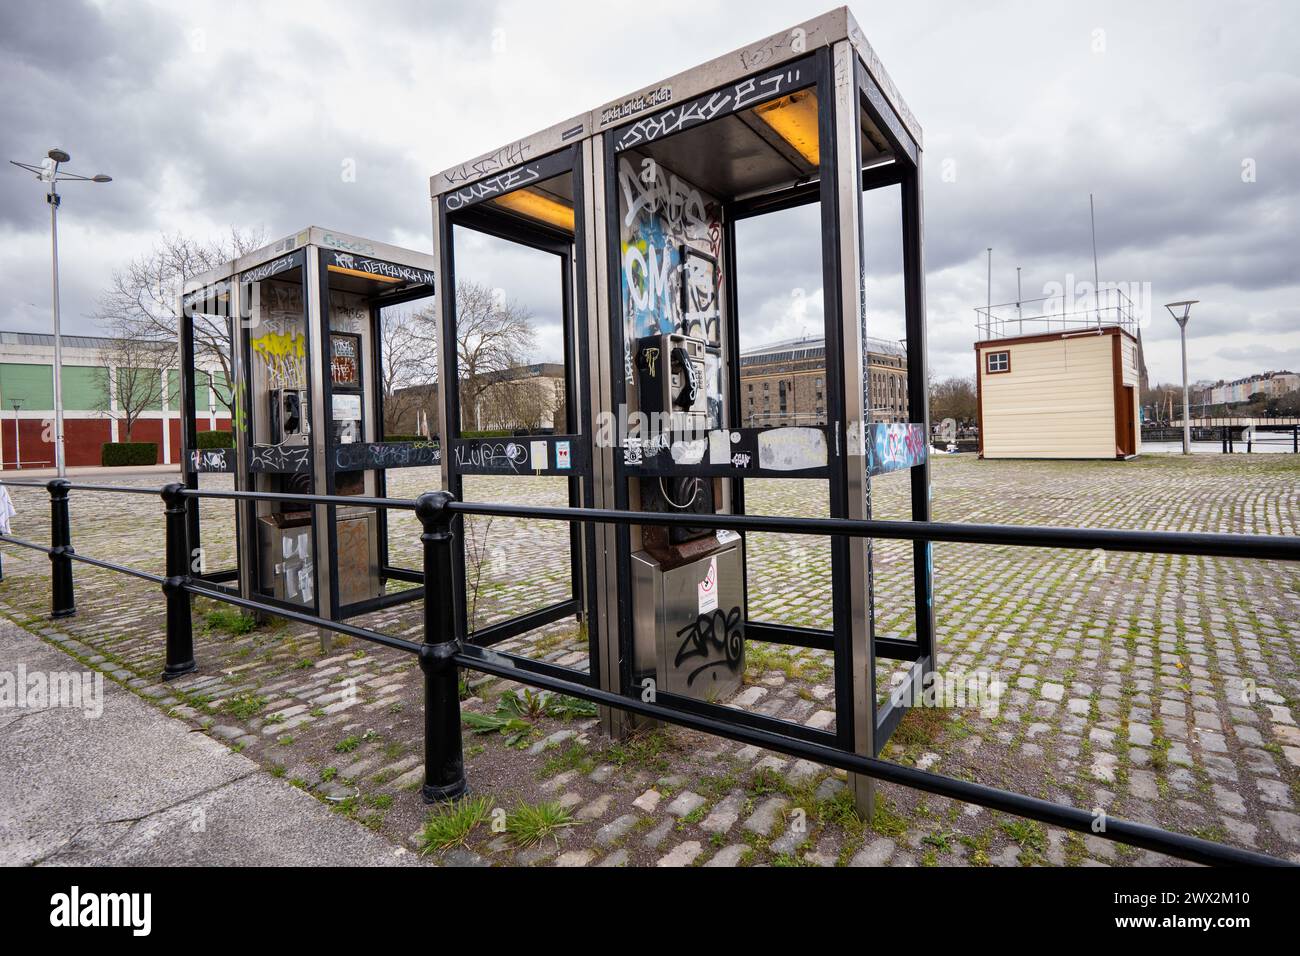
[1,0,1296,392]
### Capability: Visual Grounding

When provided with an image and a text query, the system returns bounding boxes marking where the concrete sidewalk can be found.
[0,618,416,866]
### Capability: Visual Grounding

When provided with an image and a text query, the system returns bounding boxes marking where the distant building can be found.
[469,362,566,432]
[0,330,230,469]
[387,362,566,435]
[1198,370,1299,407]
[739,335,908,427]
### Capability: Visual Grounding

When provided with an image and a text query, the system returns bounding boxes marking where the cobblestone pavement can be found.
[0,453,1296,866]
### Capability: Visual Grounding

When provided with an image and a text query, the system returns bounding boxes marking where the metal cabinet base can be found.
[258,513,315,606]
[335,506,382,607]
[631,533,745,701]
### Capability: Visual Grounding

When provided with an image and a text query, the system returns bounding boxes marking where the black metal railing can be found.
[0,476,1296,868]
[1140,423,1300,453]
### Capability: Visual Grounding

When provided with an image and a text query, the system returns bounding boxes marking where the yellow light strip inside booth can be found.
[490,188,576,232]
[326,265,402,283]
[752,90,820,167]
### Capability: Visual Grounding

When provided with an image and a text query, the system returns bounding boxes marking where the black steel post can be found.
[161,483,197,680]
[416,490,467,802]
[47,479,75,618]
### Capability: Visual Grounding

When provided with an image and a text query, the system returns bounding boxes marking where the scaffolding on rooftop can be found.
[975,287,1139,341]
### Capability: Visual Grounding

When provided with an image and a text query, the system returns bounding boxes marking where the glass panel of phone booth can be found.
[323,284,382,611]
[180,280,240,586]
[858,182,917,662]
[374,299,439,579]
[242,263,317,610]
[440,162,589,672]
[732,205,833,633]
[450,225,581,638]
[319,263,436,616]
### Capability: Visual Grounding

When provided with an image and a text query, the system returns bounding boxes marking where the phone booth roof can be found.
[429,6,921,202]
[188,226,436,292]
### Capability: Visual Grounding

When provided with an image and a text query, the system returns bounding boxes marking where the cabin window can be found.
[986,350,1010,374]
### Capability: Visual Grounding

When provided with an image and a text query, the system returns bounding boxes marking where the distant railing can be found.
[1141,423,1300,453]
[0,477,1296,867]
[976,288,1140,340]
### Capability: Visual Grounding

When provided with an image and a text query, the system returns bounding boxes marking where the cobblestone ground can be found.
[1,453,1297,866]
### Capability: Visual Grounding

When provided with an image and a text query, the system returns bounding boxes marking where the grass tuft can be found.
[223,693,267,720]
[420,795,494,853]
[204,608,257,636]
[506,800,577,848]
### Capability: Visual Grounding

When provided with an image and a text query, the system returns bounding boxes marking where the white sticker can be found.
[530,440,548,470]
[670,438,707,464]
[698,556,718,614]
[556,441,571,469]
[708,429,730,465]
[332,393,361,421]
[757,426,829,471]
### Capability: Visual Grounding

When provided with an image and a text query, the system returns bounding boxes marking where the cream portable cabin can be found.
[974,290,1143,460]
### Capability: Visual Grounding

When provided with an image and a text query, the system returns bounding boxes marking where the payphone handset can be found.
[670,341,701,410]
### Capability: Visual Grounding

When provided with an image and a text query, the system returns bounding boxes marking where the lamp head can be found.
[1164,299,1197,327]
[47,148,70,164]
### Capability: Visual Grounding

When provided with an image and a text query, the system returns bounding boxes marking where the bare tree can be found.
[550,377,568,432]
[92,228,266,418]
[448,281,536,431]
[380,306,439,435]
[929,375,978,426]
[95,326,174,443]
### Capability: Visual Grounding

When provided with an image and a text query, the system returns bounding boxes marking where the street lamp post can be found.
[9,149,111,476]
[11,399,24,470]
[1164,300,1198,455]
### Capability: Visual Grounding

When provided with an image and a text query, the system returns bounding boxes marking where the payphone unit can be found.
[269,388,308,446]
[628,276,745,701]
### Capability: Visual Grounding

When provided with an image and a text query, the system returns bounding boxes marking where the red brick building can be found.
[0,330,230,469]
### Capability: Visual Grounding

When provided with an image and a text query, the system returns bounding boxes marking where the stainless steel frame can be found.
[177,227,437,635]
[428,8,933,819]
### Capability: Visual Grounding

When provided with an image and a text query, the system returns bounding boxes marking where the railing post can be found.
[416,490,467,803]
[160,482,196,680]
[47,479,75,618]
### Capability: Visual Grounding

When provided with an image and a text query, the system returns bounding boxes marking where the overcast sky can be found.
[2,0,1296,387]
